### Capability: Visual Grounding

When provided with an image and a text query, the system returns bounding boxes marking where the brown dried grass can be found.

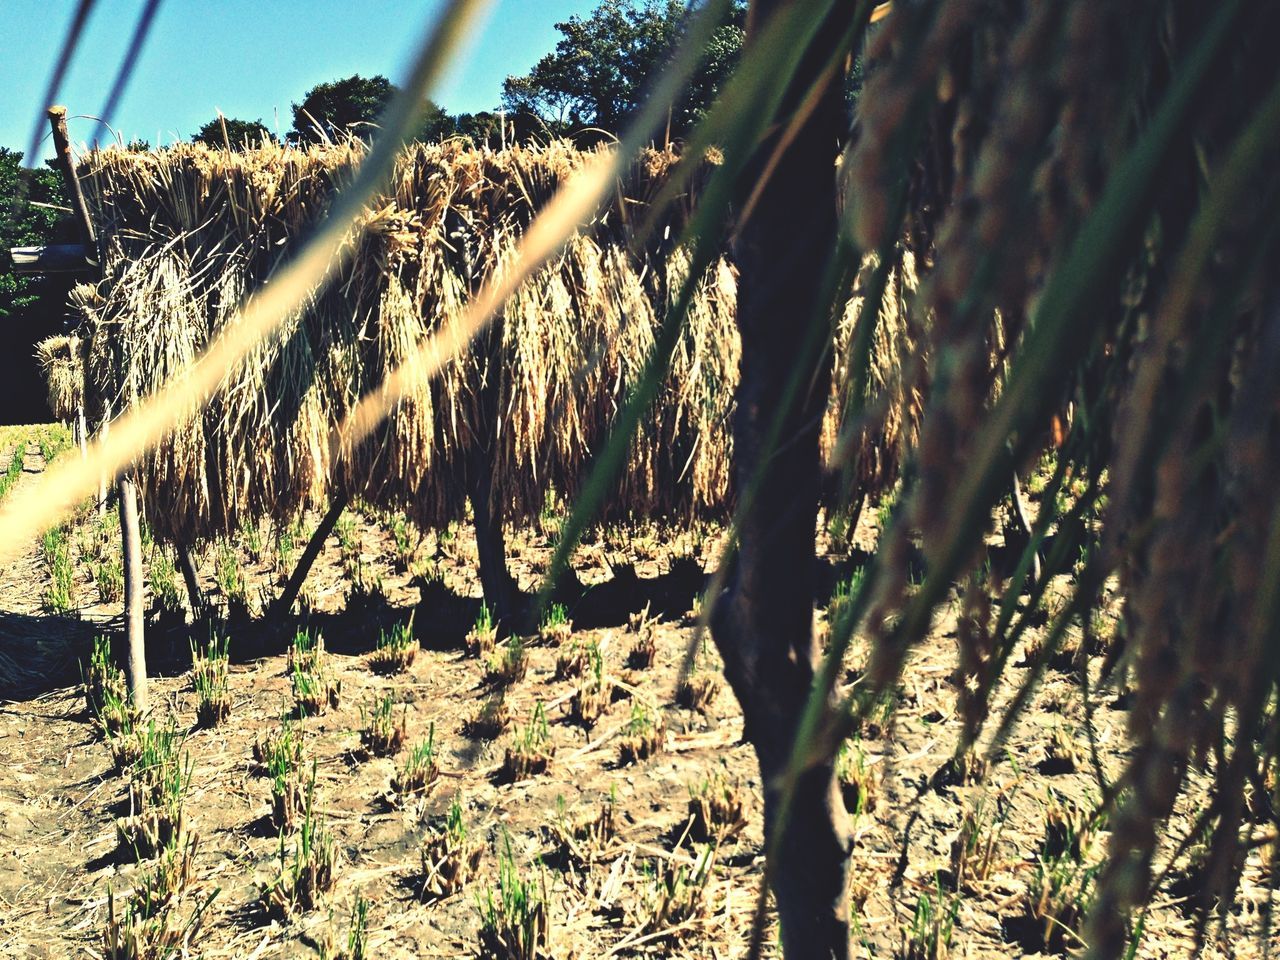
[54,138,909,546]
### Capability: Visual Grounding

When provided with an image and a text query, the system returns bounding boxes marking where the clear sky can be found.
[0,0,596,162]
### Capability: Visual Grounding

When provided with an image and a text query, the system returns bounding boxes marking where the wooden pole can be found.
[46,106,97,250]
[118,475,147,713]
[177,544,206,617]
[270,496,348,620]
[75,406,87,458]
[97,399,111,516]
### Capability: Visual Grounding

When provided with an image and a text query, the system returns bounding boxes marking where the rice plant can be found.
[420,796,481,902]
[688,767,748,842]
[334,513,359,561]
[835,737,880,818]
[385,510,418,571]
[1039,725,1084,776]
[625,604,658,669]
[344,556,387,611]
[368,616,417,673]
[37,425,72,466]
[100,684,143,769]
[318,893,369,960]
[675,660,720,713]
[189,632,230,726]
[272,518,301,581]
[238,515,264,563]
[1014,794,1103,954]
[116,720,192,860]
[948,797,1011,893]
[101,860,215,960]
[501,702,553,782]
[0,441,26,504]
[900,879,959,960]
[546,791,617,868]
[84,633,129,726]
[212,539,245,607]
[553,638,592,681]
[639,843,717,937]
[462,692,510,741]
[486,634,528,687]
[464,602,497,658]
[475,834,549,960]
[359,693,407,757]
[569,644,610,729]
[147,547,182,614]
[391,724,439,801]
[618,701,664,765]
[290,629,340,716]
[91,556,124,604]
[259,767,337,919]
[254,723,306,831]
[539,603,571,645]
[40,523,76,614]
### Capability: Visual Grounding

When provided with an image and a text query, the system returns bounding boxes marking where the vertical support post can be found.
[97,400,111,516]
[177,545,205,618]
[118,475,147,713]
[46,106,97,250]
[75,405,88,458]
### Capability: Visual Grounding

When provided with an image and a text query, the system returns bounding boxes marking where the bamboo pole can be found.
[118,475,147,712]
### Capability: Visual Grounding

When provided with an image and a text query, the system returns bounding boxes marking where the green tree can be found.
[501,0,747,139]
[192,116,275,149]
[290,74,459,145]
[0,149,71,322]
[291,74,394,143]
[418,100,459,143]
[0,148,75,422]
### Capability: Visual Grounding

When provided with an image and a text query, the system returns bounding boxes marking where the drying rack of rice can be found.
[53,138,914,548]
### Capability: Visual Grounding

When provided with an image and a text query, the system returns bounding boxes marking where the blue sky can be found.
[0,0,596,161]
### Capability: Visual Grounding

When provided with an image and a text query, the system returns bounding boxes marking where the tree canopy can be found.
[192,116,275,149]
[501,0,746,139]
[290,74,394,143]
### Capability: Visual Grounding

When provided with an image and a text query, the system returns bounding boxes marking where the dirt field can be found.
[0,424,1274,959]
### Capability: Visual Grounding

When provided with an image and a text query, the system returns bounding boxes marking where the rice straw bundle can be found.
[34,333,84,422]
[66,139,757,545]
[52,137,913,549]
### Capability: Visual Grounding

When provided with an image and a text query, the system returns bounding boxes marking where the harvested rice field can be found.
[1,429,1274,959]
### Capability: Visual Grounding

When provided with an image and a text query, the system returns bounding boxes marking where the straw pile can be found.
[68,140,747,544]
[34,334,84,422]
[54,138,914,546]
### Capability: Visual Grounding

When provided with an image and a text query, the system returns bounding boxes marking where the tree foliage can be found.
[0,147,75,422]
[501,0,747,138]
[0,148,71,323]
[291,73,395,143]
[192,116,275,149]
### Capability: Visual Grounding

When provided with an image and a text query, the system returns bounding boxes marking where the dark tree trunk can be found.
[118,476,148,713]
[709,3,853,957]
[270,495,348,620]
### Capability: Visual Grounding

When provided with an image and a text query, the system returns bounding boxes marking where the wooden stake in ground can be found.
[270,495,348,620]
[118,475,147,712]
[177,544,205,618]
